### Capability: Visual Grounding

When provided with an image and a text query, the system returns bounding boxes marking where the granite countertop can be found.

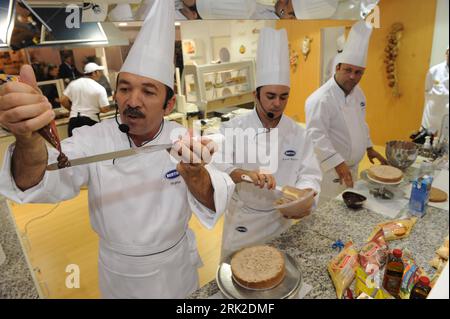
[0,196,41,298]
[190,193,449,299]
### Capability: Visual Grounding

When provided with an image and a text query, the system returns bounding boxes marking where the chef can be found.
[419,47,449,136]
[0,0,234,299]
[214,27,322,261]
[305,20,387,203]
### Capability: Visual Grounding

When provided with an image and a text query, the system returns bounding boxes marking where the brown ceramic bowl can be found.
[342,191,367,210]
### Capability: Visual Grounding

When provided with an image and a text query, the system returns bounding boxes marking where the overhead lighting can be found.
[175,22,180,26]
[118,22,128,27]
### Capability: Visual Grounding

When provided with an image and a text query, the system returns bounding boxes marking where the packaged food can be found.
[359,229,389,270]
[355,266,393,299]
[328,241,359,299]
[399,249,427,298]
[370,217,418,241]
[409,176,433,217]
[436,246,449,260]
[429,256,446,272]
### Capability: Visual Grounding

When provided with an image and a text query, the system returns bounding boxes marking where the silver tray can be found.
[216,253,302,299]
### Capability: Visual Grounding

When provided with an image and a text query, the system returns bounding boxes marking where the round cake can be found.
[230,245,286,290]
[367,165,403,183]
[429,187,448,203]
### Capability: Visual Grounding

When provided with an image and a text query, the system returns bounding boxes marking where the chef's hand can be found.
[335,162,354,188]
[172,134,217,166]
[278,188,316,220]
[230,168,276,190]
[0,65,54,140]
[367,147,388,165]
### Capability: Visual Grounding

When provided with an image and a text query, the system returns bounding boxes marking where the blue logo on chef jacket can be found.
[236,226,248,233]
[284,150,296,157]
[165,169,180,180]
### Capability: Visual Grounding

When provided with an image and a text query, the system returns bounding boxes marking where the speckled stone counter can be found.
[189,195,449,299]
[0,196,40,298]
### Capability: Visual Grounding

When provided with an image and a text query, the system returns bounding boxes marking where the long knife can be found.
[46,143,173,171]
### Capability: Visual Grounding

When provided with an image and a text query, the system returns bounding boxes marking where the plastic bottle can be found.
[409,276,431,299]
[382,249,404,297]
[423,136,432,157]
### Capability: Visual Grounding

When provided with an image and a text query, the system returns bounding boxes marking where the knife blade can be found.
[46,143,173,171]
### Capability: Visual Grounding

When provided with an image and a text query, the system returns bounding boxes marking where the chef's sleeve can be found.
[360,93,374,149]
[305,99,345,172]
[98,88,110,108]
[187,163,235,229]
[0,137,89,204]
[295,131,322,207]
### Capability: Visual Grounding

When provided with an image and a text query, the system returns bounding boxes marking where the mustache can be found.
[123,107,145,118]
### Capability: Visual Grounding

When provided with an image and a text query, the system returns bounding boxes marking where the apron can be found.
[220,187,291,261]
[319,102,367,202]
[98,228,202,299]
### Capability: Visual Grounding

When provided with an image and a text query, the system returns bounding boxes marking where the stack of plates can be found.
[216,253,302,299]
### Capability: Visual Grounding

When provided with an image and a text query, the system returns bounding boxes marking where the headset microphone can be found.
[114,103,130,134]
[256,94,275,119]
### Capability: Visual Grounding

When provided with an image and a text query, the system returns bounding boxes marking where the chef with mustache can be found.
[0,0,234,298]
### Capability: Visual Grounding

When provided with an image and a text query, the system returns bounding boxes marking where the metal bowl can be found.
[385,140,419,170]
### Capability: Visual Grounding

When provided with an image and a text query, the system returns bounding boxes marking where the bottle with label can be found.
[422,136,432,158]
[409,276,431,299]
[382,249,404,298]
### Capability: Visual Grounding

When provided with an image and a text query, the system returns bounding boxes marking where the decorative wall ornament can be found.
[239,45,246,54]
[302,36,312,61]
[289,43,299,73]
[384,23,404,97]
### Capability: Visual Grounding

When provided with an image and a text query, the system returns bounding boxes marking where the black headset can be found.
[114,103,130,133]
[256,88,275,119]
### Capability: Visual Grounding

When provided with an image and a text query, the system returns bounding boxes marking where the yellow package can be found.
[328,242,359,299]
[370,217,417,241]
[355,266,394,299]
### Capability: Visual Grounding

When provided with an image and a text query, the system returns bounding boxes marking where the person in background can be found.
[214,27,322,261]
[29,54,45,81]
[60,62,110,136]
[41,64,60,108]
[0,0,234,299]
[85,56,113,97]
[414,47,449,142]
[305,20,387,203]
[58,54,81,85]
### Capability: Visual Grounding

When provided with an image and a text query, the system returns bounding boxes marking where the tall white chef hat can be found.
[256,27,290,88]
[335,20,373,68]
[119,0,174,89]
[196,0,256,19]
[292,0,339,19]
[336,33,346,52]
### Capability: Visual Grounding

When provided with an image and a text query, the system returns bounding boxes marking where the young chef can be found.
[214,27,322,261]
[305,20,387,203]
[0,0,234,299]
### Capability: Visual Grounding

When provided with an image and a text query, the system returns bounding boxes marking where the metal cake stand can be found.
[216,253,302,299]
[360,169,407,200]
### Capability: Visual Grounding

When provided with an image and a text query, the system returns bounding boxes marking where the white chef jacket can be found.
[63,77,109,122]
[213,109,322,260]
[421,61,449,134]
[0,119,234,298]
[305,77,373,201]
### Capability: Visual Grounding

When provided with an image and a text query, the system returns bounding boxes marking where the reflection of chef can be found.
[305,20,387,203]
[420,47,449,135]
[175,0,256,20]
[215,27,322,261]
